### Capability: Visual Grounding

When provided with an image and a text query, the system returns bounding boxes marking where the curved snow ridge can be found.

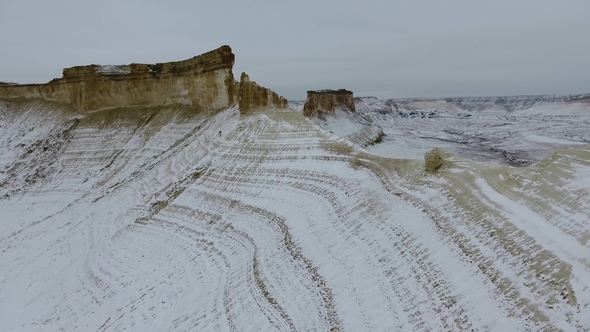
[307,107,385,147]
[0,102,589,331]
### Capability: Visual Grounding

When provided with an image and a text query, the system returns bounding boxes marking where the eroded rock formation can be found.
[425,148,443,171]
[238,73,288,113]
[303,89,355,117]
[0,46,287,113]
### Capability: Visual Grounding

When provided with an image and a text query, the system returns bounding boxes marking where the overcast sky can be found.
[1,0,589,100]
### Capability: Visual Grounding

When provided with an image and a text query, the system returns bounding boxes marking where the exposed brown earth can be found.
[303,89,355,117]
[238,73,288,113]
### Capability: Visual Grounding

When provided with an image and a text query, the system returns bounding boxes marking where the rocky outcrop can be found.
[1,46,245,112]
[303,89,355,117]
[425,148,443,171]
[238,73,288,113]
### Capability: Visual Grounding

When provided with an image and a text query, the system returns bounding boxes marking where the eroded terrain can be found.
[1,98,589,331]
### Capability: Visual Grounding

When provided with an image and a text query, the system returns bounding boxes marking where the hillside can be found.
[1,49,590,331]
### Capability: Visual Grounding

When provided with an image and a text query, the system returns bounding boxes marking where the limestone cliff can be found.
[0,46,284,113]
[303,89,355,117]
[238,73,288,113]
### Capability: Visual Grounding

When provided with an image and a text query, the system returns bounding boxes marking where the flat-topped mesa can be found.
[303,89,355,117]
[0,46,238,112]
[238,72,288,113]
[61,46,235,80]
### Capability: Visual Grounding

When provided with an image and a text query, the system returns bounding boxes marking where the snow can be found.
[524,134,588,146]
[1,97,590,331]
[306,107,384,147]
[350,96,590,166]
[97,65,130,75]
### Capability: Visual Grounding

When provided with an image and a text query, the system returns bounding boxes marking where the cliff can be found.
[0,46,287,113]
[303,89,355,117]
[0,46,237,112]
[238,73,288,113]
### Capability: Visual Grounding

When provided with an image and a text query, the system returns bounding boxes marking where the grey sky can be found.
[1,0,589,100]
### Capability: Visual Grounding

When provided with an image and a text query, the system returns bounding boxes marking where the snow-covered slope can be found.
[1,99,590,331]
[306,107,384,147]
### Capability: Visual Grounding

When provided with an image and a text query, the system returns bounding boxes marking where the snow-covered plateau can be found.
[1,94,590,331]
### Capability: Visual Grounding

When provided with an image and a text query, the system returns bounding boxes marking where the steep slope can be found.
[1,99,589,331]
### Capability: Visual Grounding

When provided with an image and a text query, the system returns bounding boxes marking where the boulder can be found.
[425,148,443,171]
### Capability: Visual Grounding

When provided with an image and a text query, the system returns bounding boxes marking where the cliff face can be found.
[238,73,288,113]
[0,46,288,113]
[303,89,355,117]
